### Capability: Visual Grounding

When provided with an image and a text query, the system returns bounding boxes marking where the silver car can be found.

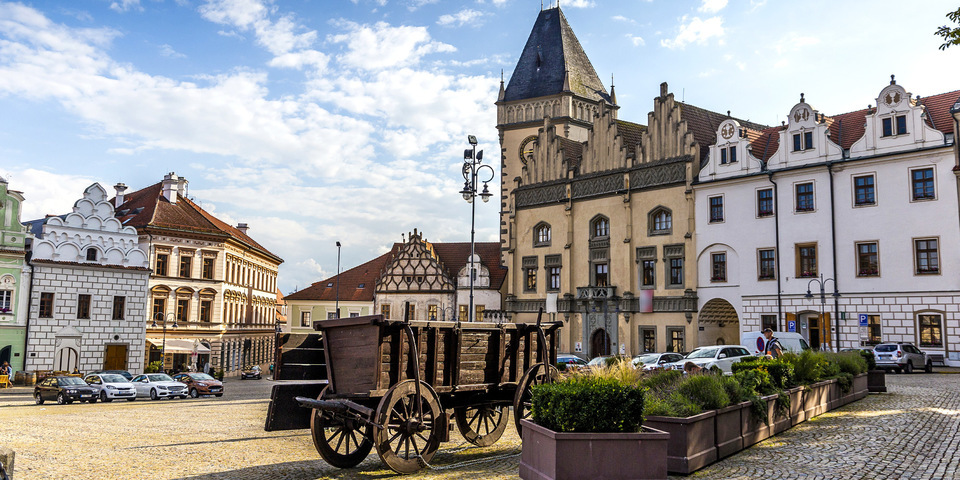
[632,352,685,371]
[83,373,137,402]
[874,343,932,374]
[131,373,189,400]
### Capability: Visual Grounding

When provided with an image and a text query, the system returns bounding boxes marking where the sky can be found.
[1,0,958,294]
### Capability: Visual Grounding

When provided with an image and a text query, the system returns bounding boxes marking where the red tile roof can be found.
[616,120,645,159]
[917,90,960,136]
[749,126,785,162]
[430,242,507,290]
[558,136,583,165]
[679,103,770,164]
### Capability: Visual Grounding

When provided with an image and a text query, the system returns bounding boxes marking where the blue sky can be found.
[1,0,958,293]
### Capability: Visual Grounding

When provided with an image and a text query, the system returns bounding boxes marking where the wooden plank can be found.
[264,382,327,431]
[275,364,327,381]
[276,347,325,366]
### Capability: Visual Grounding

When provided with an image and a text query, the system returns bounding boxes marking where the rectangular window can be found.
[761,315,778,332]
[641,260,656,287]
[804,131,814,150]
[896,115,907,135]
[911,168,935,200]
[594,263,609,287]
[0,290,10,312]
[758,249,776,280]
[709,196,724,223]
[854,175,876,206]
[915,238,939,274]
[177,299,189,322]
[548,267,561,291]
[155,253,168,276]
[202,258,215,280]
[795,183,814,212]
[918,314,943,347]
[112,296,125,320]
[711,253,727,282]
[641,327,656,353]
[475,305,485,322]
[867,315,882,345]
[77,294,91,319]
[797,243,817,278]
[327,312,337,320]
[793,133,802,152]
[300,311,311,327]
[525,268,537,292]
[458,305,468,322]
[152,298,165,320]
[427,304,438,321]
[757,188,774,217]
[729,147,737,163]
[669,258,684,287]
[720,148,727,164]
[199,300,211,322]
[380,304,390,319]
[667,327,685,354]
[857,242,879,277]
[882,117,893,137]
[39,292,54,318]
[406,303,416,321]
[179,256,192,278]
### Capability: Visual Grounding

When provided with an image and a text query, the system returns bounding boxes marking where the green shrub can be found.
[734,368,777,396]
[859,350,877,371]
[555,362,568,372]
[645,391,703,418]
[835,372,854,394]
[641,369,682,393]
[749,395,769,424]
[775,390,790,418]
[144,361,162,373]
[789,350,824,384]
[826,352,868,376]
[531,375,645,433]
[732,357,795,389]
[677,373,730,410]
[721,375,748,404]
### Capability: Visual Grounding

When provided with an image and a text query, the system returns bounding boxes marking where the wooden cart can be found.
[265,313,560,474]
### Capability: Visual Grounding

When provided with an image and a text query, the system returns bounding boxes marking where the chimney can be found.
[237,223,249,234]
[114,183,128,208]
[162,173,179,204]
[177,177,188,199]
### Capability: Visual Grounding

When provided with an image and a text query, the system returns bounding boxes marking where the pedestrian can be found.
[763,328,783,359]
[683,361,703,375]
[203,362,210,374]
[1,362,11,376]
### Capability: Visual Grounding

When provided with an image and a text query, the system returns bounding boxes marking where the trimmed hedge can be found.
[531,375,645,433]
[732,358,795,389]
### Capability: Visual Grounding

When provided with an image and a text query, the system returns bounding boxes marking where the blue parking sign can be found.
[788,320,796,332]
[858,314,868,327]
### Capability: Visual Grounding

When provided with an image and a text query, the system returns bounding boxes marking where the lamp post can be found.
[335,241,341,319]
[151,312,178,371]
[459,135,494,322]
[805,274,840,351]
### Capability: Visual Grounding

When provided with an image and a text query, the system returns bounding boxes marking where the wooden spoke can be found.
[374,380,443,474]
[454,404,509,447]
[310,387,374,469]
[513,363,560,438]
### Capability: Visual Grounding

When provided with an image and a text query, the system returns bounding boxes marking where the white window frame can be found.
[909,166,937,203]
[793,180,816,214]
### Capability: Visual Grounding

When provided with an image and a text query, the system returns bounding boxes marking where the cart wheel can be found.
[310,387,374,468]
[454,404,509,447]
[513,363,560,437]
[374,380,443,474]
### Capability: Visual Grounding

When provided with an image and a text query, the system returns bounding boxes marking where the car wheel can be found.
[100,391,112,403]
[214,394,223,397]
[190,388,199,398]
[895,367,902,374]
[35,393,44,405]
[57,393,67,405]
[88,397,97,404]
[150,389,159,400]
[904,362,913,374]
[180,395,188,400]
[925,361,933,373]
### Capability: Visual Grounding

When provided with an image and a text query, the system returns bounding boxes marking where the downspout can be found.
[23,260,34,370]
[827,162,840,351]
[767,172,783,328]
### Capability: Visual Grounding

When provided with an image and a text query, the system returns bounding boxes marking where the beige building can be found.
[498,7,767,357]
[115,173,283,374]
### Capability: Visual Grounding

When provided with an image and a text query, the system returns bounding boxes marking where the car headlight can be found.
[67,389,77,394]
[106,385,118,390]
[197,383,207,387]
[158,386,168,390]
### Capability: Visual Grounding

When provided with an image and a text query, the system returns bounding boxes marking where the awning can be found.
[146,338,212,354]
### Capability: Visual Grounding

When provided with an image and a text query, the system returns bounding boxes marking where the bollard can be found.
[0,446,14,479]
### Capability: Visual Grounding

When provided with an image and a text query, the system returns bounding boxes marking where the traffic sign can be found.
[858,314,869,327]
[788,320,797,332]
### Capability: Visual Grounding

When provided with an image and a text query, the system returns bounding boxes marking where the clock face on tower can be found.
[518,135,537,165]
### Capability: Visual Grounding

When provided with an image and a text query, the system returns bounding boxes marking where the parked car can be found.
[874,342,932,374]
[585,355,617,370]
[556,354,588,371]
[239,365,262,380]
[172,372,224,398]
[86,369,134,381]
[34,376,99,405]
[665,346,753,374]
[131,373,189,400]
[83,373,137,402]
[632,352,685,371]
[741,331,812,356]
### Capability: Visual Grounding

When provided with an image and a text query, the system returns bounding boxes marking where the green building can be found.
[0,176,30,372]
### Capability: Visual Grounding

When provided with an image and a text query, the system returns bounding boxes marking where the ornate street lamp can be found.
[805,274,841,351]
[459,135,494,322]
[151,312,178,370]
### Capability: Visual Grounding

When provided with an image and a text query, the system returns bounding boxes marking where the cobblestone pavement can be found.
[0,373,957,479]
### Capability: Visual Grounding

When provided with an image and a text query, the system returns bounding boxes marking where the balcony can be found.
[576,286,616,300]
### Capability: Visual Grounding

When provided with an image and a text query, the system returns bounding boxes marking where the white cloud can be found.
[626,35,645,47]
[159,44,186,58]
[698,68,719,78]
[660,16,725,49]
[611,15,635,24]
[327,21,456,71]
[1,168,102,220]
[437,9,486,27]
[563,0,594,7]
[109,0,142,13]
[408,0,438,11]
[698,0,728,14]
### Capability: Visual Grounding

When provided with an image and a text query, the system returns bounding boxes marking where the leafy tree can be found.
[936,8,960,50]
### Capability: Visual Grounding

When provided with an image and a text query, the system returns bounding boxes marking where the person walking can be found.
[763,328,783,359]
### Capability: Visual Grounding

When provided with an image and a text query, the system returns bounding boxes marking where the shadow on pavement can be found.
[172,460,399,480]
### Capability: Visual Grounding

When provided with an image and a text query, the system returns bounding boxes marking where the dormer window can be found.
[792,131,814,151]
[881,115,908,137]
[86,248,97,261]
[719,146,737,164]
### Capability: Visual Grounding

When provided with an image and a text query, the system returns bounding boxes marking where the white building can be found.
[694,78,960,364]
[25,183,150,373]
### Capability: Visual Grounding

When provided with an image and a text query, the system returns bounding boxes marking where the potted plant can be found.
[520,362,668,480]
[644,373,725,474]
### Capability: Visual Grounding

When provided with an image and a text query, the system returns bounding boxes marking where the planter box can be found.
[827,379,842,411]
[645,410,717,474]
[714,404,742,459]
[519,419,669,480]
[853,372,869,400]
[788,387,805,426]
[868,369,887,393]
[740,396,773,447]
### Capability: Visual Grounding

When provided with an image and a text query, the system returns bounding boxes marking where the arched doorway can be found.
[0,346,10,366]
[591,329,611,357]
[698,298,740,347]
[55,347,79,372]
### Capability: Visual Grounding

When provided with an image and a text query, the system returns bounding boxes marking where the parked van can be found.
[741,331,812,356]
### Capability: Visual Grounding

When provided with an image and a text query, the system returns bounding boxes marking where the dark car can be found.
[239,365,262,380]
[172,373,224,398]
[86,369,134,381]
[34,376,99,405]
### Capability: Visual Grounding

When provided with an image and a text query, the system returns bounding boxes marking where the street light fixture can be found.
[335,241,341,319]
[151,312,178,371]
[460,135,495,322]
[805,274,841,351]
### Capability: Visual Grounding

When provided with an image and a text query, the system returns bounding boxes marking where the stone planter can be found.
[519,419,669,480]
[645,410,717,474]
[771,392,791,434]
[788,386,805,426]
[868,369,887,393]
[853,372,869,400]
[813,380,832,417]
[827,379,842,411]
[714,404,742,459]
[741,396,774,447]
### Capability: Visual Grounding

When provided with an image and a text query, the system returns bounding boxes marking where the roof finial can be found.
[727,110,731,118]
[890,74,896,85]
[800,92,805,103]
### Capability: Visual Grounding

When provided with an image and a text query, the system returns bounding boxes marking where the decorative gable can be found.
[640,83,698,164]
[849,76,945,156]
[766,94,842,169]
[700,119,760,179]
[376,229,456,293]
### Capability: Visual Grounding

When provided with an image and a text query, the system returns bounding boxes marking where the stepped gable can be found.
[285,246,399,302]
[503,7,611,104]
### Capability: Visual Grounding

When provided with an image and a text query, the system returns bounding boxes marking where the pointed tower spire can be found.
[498,69,505,101]
[609,73,617,105]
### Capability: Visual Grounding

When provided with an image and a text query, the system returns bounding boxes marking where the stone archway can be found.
[698,298,740,347]
[591,328,611,357]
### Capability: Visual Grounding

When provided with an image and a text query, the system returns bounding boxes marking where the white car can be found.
[632,352,685,371]
[666,346,754,374]
[131,373,189,400]
[83,373,137,402]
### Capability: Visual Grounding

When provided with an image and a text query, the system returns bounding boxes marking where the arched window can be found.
[649,207,672,235]
[534,222,551,247]
[85,248,98,261]
[591,216,609,238]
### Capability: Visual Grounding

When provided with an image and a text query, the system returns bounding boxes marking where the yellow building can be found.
[498,7,767,357]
